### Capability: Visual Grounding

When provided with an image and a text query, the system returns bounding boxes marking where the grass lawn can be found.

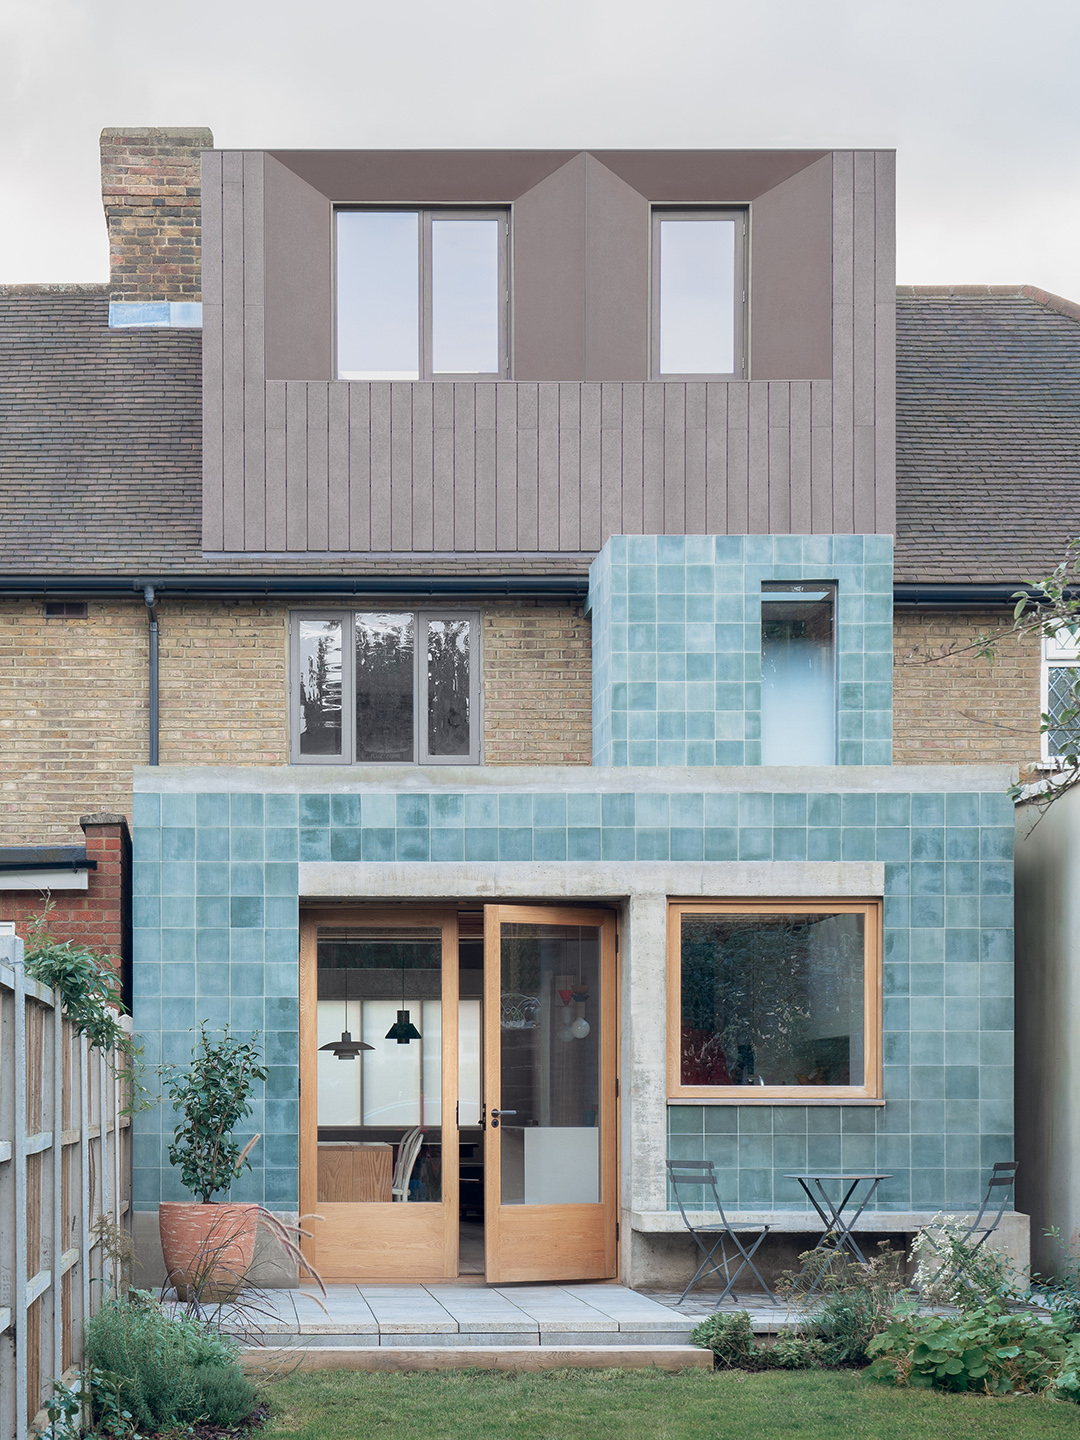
[262,1366,1080,1440]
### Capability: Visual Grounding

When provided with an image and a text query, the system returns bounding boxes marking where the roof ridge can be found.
[0,282,109,295]
[897,282,1080,324]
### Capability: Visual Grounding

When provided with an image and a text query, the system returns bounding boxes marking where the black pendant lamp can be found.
[319,963,374,1060]
[385,950,422,1044]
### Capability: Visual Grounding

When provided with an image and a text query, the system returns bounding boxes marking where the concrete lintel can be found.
[0,870,89,891]
[134,762,1017,796]
[298,860,885,900]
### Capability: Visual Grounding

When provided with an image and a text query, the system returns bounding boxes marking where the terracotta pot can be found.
[158,1201,259,1301]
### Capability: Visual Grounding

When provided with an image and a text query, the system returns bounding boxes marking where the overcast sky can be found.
[3,0,1078,297]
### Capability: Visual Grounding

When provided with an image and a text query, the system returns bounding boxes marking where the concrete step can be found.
[242,1344,712,1373]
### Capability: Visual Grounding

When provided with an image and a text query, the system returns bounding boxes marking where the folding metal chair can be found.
[667,1159,776,1304]
[960,1161,1018,1249]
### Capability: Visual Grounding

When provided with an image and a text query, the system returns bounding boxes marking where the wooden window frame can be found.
[666,897,883,1102]
[289,608,482,766]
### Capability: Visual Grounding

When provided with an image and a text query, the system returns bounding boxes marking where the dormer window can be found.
[335,209,509,381]
[651,209,746,379]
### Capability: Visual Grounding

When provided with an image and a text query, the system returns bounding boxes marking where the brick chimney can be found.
[100,127,213,302]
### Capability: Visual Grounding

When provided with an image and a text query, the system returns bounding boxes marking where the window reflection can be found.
[298,619,343,756]
[356,613,414,763]
[427,618,471,757]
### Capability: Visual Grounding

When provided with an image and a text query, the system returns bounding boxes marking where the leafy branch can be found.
[163,1023,268,1203]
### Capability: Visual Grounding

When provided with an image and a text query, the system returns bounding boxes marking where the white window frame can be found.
[334,208,511,382]
[1042,624,1080,764]
[290,609,482,766]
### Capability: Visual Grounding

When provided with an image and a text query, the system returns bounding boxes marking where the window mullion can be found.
[416,610,425,764]
[345,610,356,765]
[420,212,432,383]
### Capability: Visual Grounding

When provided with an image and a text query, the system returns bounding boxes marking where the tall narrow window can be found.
[336,209,507,381]
[652,209,745,378]
[291,610,480,764]
[1043,624,1080,764]
[760,582,836,765]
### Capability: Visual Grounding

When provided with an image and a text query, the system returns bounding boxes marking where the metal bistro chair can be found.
[667,1159,776,1304]
[960,1161,1019,1249]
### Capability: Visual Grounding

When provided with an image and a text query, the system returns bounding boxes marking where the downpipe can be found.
[143,585,159,766]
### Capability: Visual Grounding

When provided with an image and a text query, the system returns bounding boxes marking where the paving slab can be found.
[242,1345,712,1373]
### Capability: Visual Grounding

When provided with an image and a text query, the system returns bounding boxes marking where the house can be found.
[9,127,1075,1288]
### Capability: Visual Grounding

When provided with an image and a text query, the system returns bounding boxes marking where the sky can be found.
[2,0,1079,298]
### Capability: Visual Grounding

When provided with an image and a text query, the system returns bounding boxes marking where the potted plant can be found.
[159,1021,268,1300]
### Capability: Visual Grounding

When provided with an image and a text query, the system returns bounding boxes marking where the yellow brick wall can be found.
[482,601,592,765]
[0,597,592,842]
[893,608,1042,769]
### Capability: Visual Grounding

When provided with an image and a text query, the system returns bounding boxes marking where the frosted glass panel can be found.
[659,218,736,375]
[760,585,835,764]
[317,1000,361,1126]
[421,1000,442,1126]
[458,999,482,1126]
[431,218,500,374]
[337,211,419,379]
[362,1000,423,1126]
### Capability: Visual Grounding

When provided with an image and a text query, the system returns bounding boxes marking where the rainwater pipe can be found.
[143,585,159,765]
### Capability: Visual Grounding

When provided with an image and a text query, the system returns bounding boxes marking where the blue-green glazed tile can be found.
[911,1134,945,1168]
[263,1171,298,1206]
[807,794,842,827]
[299,829,330,862]
[635,828,669,861]
[979,958,1013,993]
[737,1107,772,1135]
[703,828,738,861]
[195,861,229,896]
[840,1137,877,1169]
[980,896,1013,928]
[133,793,161,827]
[875,793,910,827]
[877,1135,911,1169]
[807,828,842,861]
[162,827,196,861]
[910,1031,944,1066]
[910,996,945,1029]
[330,794,362,828]
[738,793,773,827]
[738,828,772,861]
[567,828,601,861]
[883,1031,910,1064]
[530,794,565,828]
[230,897,263,929]
[670,828,704,861]
[667,1134,704,1163]
[910,1065,945,1099]
[566,793,601,826]
[943,962,979,997]
[883,963,910,997]
[601,793,635,827]
[945,862,980,895]
[160,895,194,929]
[945,794,980,827]
[299,795,330,828]
[806,1136,841,1170]
[431,793,464,826]
[668,1106,704,1135]
[162,793,196,827]
[361,829,395,862]
[263,1133,298,1168]
[773,828,807,861]
[979,827,1014,861]
[806,1108,842,1134]
[979,997,1012,1030]
[264,962,298,998]
[772,1109,807,1136]
[396,794,430,829]
[840,1108,875,1134]
[230,929,264,963]
[841,828,876,861]
[265,827,298,861]
[772,794,807,826]
[875,828,910,861]
[978,1066,1012,1101]
[161,960,196,996]
[669,793,704,827]
[704,1107,738,1133]
[910,896,945,928]
[265,794,299,828]
[330,829,363,862]
[911,1170,945,1208]
[230,862,264,896]
[944,930,979,964]
[430,828,465,861]
[397,828,431,861]
[738,1134,773,1168]
[980,793,1014,826]
[738,1170,773,1207]
[600,828,634,861]
[498,828,532,861]
[464,828,499,862]
[945,828,979,861]
[134,898,160,930]
[980,863,1014,897]
[230,964,264,997]
[264,898,296,929]
[196,929,230,966]
[878,1097,910,1129]
[911,794,945,826]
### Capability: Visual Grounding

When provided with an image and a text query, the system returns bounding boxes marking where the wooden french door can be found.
[299,907,459,1280]
[482,905,619,1283]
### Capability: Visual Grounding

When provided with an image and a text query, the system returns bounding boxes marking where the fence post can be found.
[8,933,28,1440]
[51,983,64,1401]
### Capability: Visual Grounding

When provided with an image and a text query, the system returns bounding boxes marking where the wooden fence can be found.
[0,932,131,1440]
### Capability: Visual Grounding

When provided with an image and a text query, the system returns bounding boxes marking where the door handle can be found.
[490,1108,516,1129]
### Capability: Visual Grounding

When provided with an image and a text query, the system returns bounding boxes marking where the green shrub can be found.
[84,1291,255,1432]
[690,1310,756,1368]
[866,1304,1080,1397]
[779,1243,910,1365]
[1034,1227,1080,1332]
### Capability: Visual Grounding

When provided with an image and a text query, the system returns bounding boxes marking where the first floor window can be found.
[1043,625,1080,764]
[652,208,746,379]
[760,582,837,765]
[291,610,480,764]
[667,899,881,1100]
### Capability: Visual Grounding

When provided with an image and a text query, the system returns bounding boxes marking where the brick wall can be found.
[893,608,1042,769]
[100,127,212,302]
[482,600,592,764]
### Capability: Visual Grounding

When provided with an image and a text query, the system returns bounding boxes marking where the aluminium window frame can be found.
[649,206,748,381]
[289,608,482,766]
[665,897,883,1103]
[333,206,511,382]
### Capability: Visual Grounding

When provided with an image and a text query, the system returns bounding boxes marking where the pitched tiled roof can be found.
[895,285,1080,584]
[2,282,1079,585]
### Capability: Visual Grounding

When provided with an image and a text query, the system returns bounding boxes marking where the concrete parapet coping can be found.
[134,762,1018,795]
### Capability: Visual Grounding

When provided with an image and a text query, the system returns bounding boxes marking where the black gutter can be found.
[894,583,1043,608]
[0,574,592,599]
[0,859,97,872]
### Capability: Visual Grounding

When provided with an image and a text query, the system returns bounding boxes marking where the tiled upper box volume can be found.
[131,779,1013,1217]
[589,534,894,767]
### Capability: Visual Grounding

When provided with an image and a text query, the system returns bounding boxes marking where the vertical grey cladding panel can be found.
[390,382,413,550]
[453,384,476,550]
[684,382,706,535]
[663,384,686,535]
[620,385,644,536]
[348,383,371,552]
[703,383,729,534]
[725,383,749,535]
[583,156,649,381]
[474,384,497,551]
[832,152,855,307]
[306,384,330,551]
[221,172,247,551]
[788,382,812,535]
[264,382,287,550]
[599,384,623,543]
[746,382,770,533]
[494,384,518,550]
[328,383,351,546]
[852,152,878,431]
[767,384,791,534]
[411,384,434,552]
[558,383,581,551]
[202,298,225,550]
[243,302,267,549]
[810,413,833,536]
[285,383,309,550]
[263,156,332,382]
[831,404,854,534]
[831,151,856,535]
[516,384,539,550]
[641,385,665,534]
[853,426,877,534]
[369,384,392,550]
[749,155,833,380]
[579,382,601,551]
[536,384,560,550]
[875,300,897,535]
[200,151,223,308]
[431,384,456,551]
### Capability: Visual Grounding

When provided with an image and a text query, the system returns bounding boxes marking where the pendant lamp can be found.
[385,949,422,1044]
[319,962,374,1060]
